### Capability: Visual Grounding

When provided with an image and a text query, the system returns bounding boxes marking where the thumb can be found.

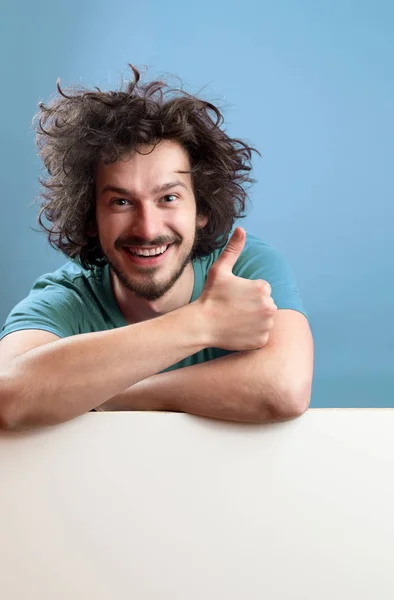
[215,227,246,272]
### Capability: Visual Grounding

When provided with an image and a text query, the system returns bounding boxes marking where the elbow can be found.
[0,374,20,431]
[277,381,312,420]
[260,381,312,423]
[0,372,34,432]
[0,413,17,432]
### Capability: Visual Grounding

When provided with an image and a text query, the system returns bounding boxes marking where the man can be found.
[0,65,314,431]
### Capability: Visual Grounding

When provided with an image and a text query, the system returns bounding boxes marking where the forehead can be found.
[96,140,192,188]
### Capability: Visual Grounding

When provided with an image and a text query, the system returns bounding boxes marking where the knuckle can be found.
[255,279,266,292]
[209,263,219,276]
[260,298,276,315]
[258,332,270,347]
[266,316,275,330]
[259,280,271,296]
[254,280,272,298]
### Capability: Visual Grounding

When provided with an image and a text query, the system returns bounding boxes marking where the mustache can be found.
[117,234,181,248]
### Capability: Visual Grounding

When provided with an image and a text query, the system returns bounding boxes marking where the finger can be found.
[215,227,246,272]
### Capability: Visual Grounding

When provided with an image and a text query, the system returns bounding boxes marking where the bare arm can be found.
[1,303,206,430]
[98,310,314,423]
[97,350,285,423]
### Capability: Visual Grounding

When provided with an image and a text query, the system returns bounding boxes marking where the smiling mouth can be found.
[123,243,173,260]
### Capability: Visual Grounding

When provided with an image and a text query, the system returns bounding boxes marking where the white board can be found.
[1,409,393,599]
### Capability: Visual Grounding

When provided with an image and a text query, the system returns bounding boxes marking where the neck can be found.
[110,262,195,324]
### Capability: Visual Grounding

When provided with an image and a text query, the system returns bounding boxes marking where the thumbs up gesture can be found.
[197,228,277,351]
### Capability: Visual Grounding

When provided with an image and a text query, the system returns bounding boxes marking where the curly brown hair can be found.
[33,64,260,269]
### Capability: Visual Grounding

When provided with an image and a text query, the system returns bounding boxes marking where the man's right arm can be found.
[0,302,208,430]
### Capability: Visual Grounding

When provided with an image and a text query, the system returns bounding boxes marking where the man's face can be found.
[94,140,206,301]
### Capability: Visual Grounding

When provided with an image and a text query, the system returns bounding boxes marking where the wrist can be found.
[188,297,214,349]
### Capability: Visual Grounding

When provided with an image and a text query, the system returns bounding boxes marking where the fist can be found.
[198,227,277,351]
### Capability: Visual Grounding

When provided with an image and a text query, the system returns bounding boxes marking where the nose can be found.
[131,203,163,243]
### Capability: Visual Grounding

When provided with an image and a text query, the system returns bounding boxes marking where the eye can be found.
[161,194,177,203]
[112,198,131,206]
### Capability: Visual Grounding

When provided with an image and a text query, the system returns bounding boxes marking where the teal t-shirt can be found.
[1,232,308,372]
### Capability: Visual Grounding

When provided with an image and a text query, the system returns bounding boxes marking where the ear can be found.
[197,214,208,228]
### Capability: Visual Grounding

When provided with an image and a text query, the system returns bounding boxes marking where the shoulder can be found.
[27,260,108,310]
[1,261,104,340]
[31,260,102,293]
[236,232,309,319]
[198,230,297,280]
[234,232,296,281]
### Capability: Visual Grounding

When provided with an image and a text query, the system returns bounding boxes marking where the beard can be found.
[105,225,201,302]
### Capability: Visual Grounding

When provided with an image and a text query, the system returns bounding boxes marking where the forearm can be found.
[100,349,293,424]
[5,303,206,429]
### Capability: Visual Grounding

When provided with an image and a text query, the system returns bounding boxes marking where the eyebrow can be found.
[100,180,188,197]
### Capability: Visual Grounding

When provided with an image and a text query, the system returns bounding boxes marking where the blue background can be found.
[1,0,393,406]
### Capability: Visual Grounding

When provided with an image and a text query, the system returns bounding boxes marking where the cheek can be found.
[98,213,126,239]
[169,211,195,234]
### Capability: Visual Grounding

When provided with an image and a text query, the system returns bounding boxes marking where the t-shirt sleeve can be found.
[233,234,309,319]
[0,278,86,342]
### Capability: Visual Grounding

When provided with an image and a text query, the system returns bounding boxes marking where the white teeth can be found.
[129,244,168,257]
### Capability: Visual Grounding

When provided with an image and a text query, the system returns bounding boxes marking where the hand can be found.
[197,227,277,351]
